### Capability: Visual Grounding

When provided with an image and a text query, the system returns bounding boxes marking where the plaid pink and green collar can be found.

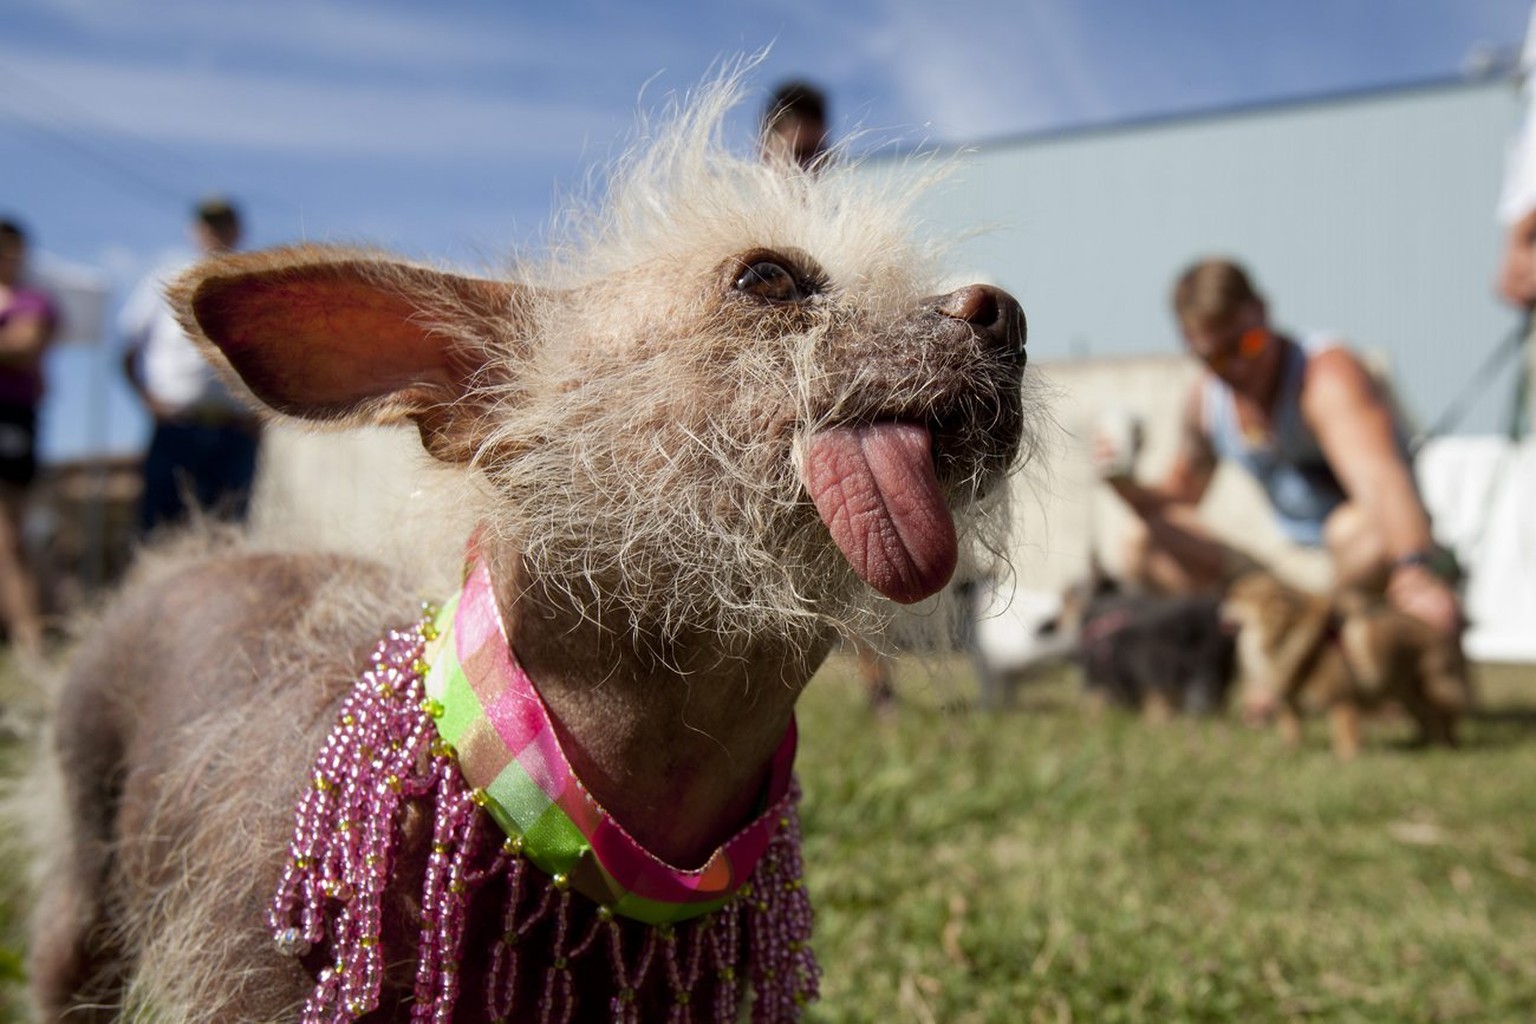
[421,556,799,926]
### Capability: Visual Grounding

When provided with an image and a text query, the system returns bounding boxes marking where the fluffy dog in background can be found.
[1054,573,1236,718]
[1222,572,1470,759]
[1075,588,1236,718]
[26,75,1033,1023]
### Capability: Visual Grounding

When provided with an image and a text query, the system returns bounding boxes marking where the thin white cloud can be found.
[761,0,1107,143]
[872,0,1118,139]
[824,0,1534,143]
[14,0,534,73]
[0,45,628,162]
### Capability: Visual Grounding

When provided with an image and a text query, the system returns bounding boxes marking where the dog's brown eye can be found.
[734,260,804,303]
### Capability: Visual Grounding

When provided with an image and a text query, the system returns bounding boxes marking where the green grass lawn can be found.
[799,656,1536,1023]
[2,652,1533,1022]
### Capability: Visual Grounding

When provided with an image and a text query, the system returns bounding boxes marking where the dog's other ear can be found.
[171,244,523,464]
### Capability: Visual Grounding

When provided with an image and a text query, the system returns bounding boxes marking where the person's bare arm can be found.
[1302,349,1461,634]
[1099,385,1231,587]
[1103,383,1216,515]
[0,305,53,365]
[121,343,175,422]
[1498,207,1536,308]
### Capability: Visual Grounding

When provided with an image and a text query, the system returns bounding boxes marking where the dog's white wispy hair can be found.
[544,59,948,289]
[440,66,1022,652]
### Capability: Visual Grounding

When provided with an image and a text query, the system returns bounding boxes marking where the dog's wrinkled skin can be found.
[29,78,1033,1023]
[1222,572,1470,760]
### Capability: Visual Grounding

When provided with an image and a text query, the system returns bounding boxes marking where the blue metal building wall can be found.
[897,78,1525,435]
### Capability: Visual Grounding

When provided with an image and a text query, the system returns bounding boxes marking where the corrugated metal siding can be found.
[891,79,1526,435]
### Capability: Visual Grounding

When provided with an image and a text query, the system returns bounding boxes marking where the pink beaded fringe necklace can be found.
[270,554,819,1023]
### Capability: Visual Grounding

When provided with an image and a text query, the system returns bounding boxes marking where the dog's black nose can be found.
[936,285,1026,358]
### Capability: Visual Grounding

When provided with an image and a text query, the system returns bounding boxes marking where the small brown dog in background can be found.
[1222,571,1470,759]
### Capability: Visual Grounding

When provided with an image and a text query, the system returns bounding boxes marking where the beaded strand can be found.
[271,616,819,1022]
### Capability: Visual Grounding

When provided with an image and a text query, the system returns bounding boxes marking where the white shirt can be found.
[1499,5,1536,226]
[118,256,244,413]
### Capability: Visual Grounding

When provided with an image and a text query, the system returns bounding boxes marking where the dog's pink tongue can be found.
[802,422,957,604]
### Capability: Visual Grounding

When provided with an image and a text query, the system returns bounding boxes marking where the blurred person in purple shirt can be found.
[0,217,58,655]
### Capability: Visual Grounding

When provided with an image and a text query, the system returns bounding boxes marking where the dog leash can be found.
[1412,311,1530,451]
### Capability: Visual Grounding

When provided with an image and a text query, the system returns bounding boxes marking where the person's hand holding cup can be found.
[1092,409,1143,482]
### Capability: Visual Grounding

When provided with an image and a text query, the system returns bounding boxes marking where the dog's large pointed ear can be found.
[170,244,523,464]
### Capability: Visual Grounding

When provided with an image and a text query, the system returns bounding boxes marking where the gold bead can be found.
[341,714,356,727]
[551,872,570,890]
[359,935,378,949]
[421,698,444,719]
[470,788,490,807]
[411,659,431,677]
[596,905,614,923]
[502,835,524,856]
[421,623,439,641]
[386,774,402,793]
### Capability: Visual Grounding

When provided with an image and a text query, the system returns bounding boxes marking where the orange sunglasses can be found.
[1201,326,1270,373]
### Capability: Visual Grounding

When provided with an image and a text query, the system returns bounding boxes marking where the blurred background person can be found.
[0,218,58,655]
[1099,257,1462,639]
[762,80,831,172]
[120,197,262,533]
[1497,3,1536,426]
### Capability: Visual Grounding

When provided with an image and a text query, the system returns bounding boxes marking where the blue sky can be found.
[3,0,1532,460]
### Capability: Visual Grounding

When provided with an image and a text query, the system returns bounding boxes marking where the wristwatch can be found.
[1394,546,1461,585]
